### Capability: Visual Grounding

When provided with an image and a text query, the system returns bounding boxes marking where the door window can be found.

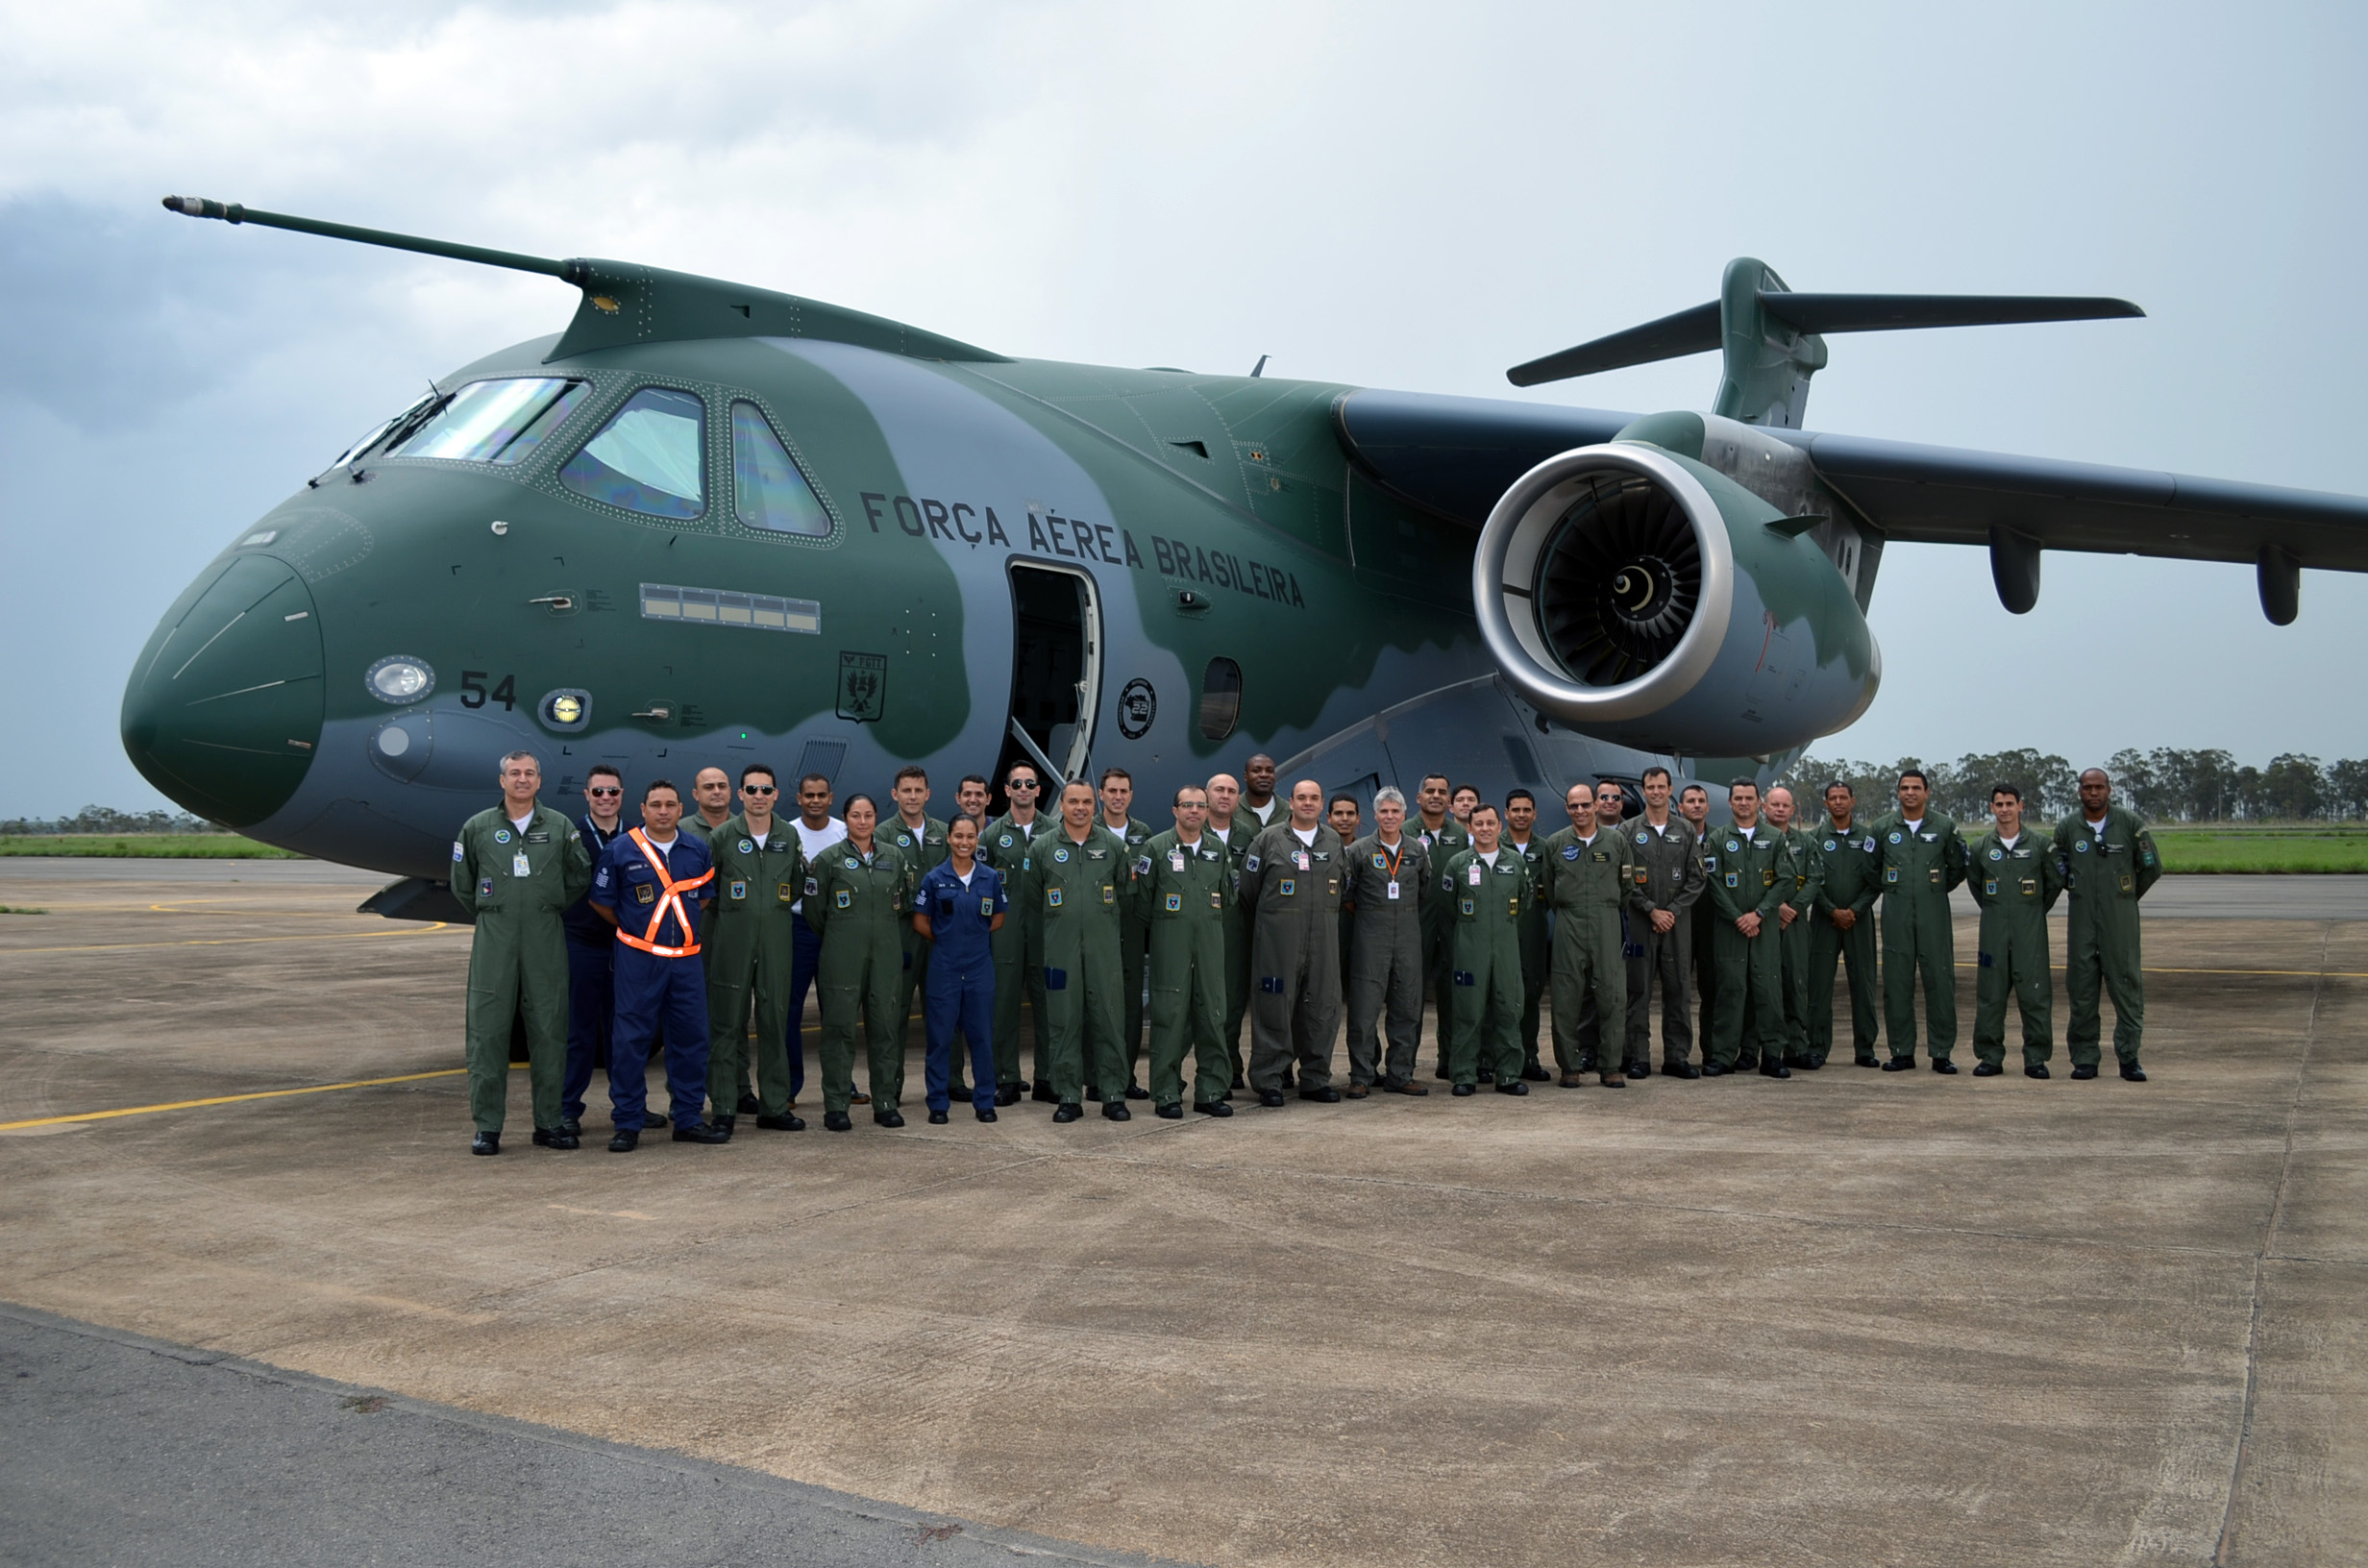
[1198,656,1243,741]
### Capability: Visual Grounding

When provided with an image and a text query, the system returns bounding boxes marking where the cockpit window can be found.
[559,387,706,519]
[327,391,435,471]
[384,378,588,465]
[730,401,831,536]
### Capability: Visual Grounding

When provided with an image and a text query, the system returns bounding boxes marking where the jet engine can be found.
[1471,432,1880,756]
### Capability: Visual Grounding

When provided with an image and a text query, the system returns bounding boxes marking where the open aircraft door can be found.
[995,560,1102,803]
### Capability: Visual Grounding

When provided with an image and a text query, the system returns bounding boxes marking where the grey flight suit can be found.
[1773,824,1826,1068]
[1706,823,1790,1070]
[1808,819,1882,1066]
[1440,845,1533,1086]
[1244,821,1347,1093]
[1504,834,1551,1075]
[1134,828,1233,1108]
[2053,806,2160,1067]
[1343,831,1430,1087]
[1416,817,1472,1075]
[1623,817,1705,1071]
[1871,811,1969,1065]
[1691,829,1719,1065]
[1539,826,1638,1079]
[1969,829,2063,1067]
[703,814,805,1118]
[983,811,1049,1092]
[1020,825,1132,1103]
[1104,814,1155,1092]
[888,814,952,1090]
[1209,817,1260,1089]
[453,803,593,1134]
[683,813,745,1101]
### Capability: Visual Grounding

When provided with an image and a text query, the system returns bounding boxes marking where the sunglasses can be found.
[1008,779,1039,789]
[744,785,777,795]
[586,786,622,796]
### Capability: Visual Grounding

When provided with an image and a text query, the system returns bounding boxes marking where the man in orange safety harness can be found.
[591,778,729,1152]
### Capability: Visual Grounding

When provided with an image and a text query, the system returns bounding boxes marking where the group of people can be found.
[451,748,2161,1156]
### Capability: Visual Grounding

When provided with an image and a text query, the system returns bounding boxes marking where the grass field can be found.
[0,835,306,860]
[2141,824,2368,873]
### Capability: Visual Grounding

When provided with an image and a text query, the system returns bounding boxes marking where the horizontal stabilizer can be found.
[1509,286,2142,388]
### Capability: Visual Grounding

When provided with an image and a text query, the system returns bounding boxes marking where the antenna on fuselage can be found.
[1249,355,1268,379]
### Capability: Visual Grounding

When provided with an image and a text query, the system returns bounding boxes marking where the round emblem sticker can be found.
[1054,847,1070,863]
[739,839,753,853]
[1823,839,1837,852]
[1117,676,1157,741]
[494,829,511,845]
[999,834,1013,848]
[1988,847,2003,860]
[1888,830,1904,845]
[2074,839,2089,853]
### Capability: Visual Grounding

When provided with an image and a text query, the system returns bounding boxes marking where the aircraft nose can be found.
[121,553,325,827]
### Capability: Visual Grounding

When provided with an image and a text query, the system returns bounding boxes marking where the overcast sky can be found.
[5,0,2364,817]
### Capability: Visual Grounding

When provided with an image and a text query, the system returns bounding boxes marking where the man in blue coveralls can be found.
[591,778,730,1152]
[914,814,1007,1122]
[560,764,665,1134]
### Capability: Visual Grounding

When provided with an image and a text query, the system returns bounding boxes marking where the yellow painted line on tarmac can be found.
[1952,961,2368,979]
[0,1064,506,1131]
[0,921,458,956]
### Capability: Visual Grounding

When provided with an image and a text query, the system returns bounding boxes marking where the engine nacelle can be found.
[1471,436,1880,755]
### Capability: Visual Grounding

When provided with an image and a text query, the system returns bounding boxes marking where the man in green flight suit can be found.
[1343,786,1431,1096]
[1021,779,1133,1121]
[1440,802,1534,1095]
[1539,781,1638,1087]
[886,765,952,1096]
[2053,767,2162,1081]
[1098,768,1155,1101]
[1413,772,1470,1080]
[1205,772,1259,1093]
[703,764,807,1133]
[1134,784,1236,1118]
[1808,779,1883,1068]
[452,750,593,1154]
[1501,790,1554,1083]
[1969,781,2064,1078]
[1763,786,1826,1072]
[1244,779,1349,1105]
[984,762,1049,1105]
[1706,778,1793,1078]
[1680,783,1719,1063]
[805,794,915,1130]
[1872,768,1970,1073]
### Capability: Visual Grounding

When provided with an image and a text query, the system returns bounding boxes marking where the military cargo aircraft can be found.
[124,198,2368,918]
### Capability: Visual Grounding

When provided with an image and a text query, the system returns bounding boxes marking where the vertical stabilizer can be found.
[1712,257,1828,429]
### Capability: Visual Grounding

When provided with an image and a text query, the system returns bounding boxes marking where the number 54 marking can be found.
[460,671,518,710]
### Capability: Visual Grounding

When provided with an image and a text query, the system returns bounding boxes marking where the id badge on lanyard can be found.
[1386,879,1400,900]
[512,851,530,877]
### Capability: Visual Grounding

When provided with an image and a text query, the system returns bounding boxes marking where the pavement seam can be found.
[0,1298,1192,1566]
[2210,918,2330,1567]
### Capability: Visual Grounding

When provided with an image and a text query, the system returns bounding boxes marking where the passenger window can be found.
[1198,656,1243,741]
[387,378,587,465]
[559,388,706,519]
[730,402,830,536]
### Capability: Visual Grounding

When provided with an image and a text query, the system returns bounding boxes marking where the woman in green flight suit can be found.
[806,795,914,1130]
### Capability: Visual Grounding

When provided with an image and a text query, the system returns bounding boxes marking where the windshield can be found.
[559,387,706,519]
[386,378,588,465]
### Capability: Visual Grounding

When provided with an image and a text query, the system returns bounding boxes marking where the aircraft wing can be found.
[1335,388,2368,573]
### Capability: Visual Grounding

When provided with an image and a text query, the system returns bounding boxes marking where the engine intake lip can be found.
[1472,442,1735,723]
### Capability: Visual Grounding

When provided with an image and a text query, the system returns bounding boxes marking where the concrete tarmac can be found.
[1,859,2361,1567]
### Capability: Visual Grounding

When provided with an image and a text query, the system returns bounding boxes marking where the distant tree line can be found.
[1777,749,2368,823]
[0,805,223,836]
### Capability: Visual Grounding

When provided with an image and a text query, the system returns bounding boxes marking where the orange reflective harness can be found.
[613,827,714,958]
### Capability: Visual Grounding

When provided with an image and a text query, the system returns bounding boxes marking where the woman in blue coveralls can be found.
[914,814,1007,1123]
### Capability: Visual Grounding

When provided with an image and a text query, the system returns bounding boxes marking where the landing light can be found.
[366,655,435,703]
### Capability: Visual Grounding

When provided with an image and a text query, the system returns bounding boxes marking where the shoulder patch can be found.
[452,840,464,863]
[1245,853,1261,871]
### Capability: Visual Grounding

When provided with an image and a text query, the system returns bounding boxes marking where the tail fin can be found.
[1507,257,2141,429]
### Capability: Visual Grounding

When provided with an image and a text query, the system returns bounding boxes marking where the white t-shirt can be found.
[791,816,848,912]
[1577,832,1596,849]
[508,812,534,837]
[1999,832,2020,851]
[1903,818,1925,836]
[1247,798,1280,825]
[1479,848,1499,868]
[2089,817,2109,839]
[956,865,975,887]
[1292,825,1318,846]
